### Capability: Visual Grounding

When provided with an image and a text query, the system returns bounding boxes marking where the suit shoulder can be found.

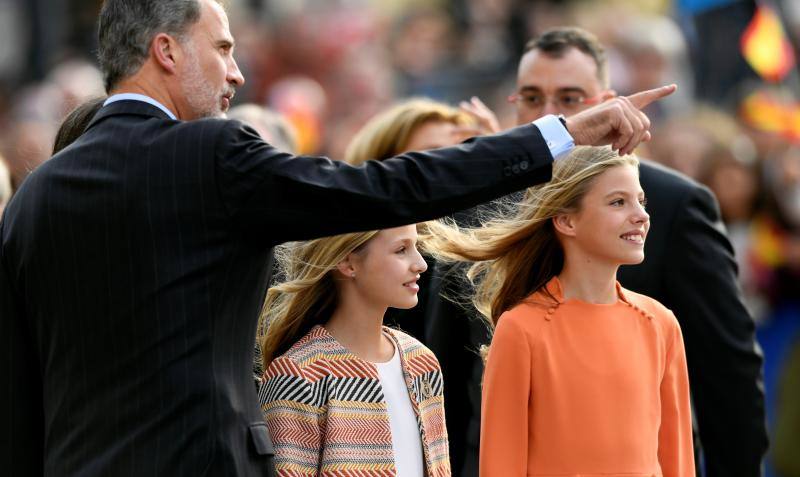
[639,159,709,197]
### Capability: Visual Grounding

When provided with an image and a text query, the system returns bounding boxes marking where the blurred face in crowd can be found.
[514,47,608,124]
[403,120,466,152]
[178,0,244,119]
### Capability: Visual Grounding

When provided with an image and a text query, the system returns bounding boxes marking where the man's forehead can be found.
[517,48,601,88]
[196,0,234,40]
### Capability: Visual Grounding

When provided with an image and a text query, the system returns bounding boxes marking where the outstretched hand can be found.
[565,84,677,155]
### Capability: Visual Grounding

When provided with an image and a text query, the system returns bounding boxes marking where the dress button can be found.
[512,164,520,174]
[503,166,512,176]
[547,307,555,314]
[520,160,529,170]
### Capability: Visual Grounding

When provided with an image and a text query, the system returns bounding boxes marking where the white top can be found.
[375,344,425,477]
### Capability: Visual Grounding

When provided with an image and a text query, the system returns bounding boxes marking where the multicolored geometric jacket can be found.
[259,325,450,477]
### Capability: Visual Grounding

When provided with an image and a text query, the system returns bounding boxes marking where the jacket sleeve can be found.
[657,314,696,477]
[480,312,531,477]
[0,225,44,476]
[260,357,324,477]
[662,185,767,476]
[214,121,553,245]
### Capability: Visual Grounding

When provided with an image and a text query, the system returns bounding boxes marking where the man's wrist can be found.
[532,114,574,161]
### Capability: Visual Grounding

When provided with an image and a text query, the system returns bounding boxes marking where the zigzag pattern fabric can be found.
[260,325,451,477]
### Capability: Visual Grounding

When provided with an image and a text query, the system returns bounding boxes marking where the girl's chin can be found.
[388,299,419,310]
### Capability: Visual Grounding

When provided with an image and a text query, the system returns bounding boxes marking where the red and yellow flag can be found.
[740,90,800,142]
[740,5,796,83]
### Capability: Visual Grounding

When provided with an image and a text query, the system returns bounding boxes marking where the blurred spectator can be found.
[344,97,474,165]
[227,103,298,153]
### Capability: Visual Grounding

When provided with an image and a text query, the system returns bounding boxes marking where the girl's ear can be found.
[552,214,577,238]
[335,255,356,279]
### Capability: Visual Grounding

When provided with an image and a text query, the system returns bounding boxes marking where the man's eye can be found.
[523,95,544,105]
[611,199,624,206]
[560,95,584,106]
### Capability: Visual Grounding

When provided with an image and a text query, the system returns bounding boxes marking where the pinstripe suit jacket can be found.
[0,100,552,476]
[260,326,449,477]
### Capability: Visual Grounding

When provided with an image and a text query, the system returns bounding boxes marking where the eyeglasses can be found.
[507,91,602,112]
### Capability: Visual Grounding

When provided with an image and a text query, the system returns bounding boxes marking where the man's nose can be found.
[228,57,245,87]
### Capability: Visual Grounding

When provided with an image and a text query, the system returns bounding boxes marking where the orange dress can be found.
[480,277,694,477]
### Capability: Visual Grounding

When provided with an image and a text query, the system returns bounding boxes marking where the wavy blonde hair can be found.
[344,98,472,165]
[422,146,639,327]
[258,230,379,368]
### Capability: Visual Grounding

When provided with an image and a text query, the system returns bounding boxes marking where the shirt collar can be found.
[104,93,177,120]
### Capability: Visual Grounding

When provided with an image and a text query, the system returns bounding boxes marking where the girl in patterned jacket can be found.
[258,225,449,477]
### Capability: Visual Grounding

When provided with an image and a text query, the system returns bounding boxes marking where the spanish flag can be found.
[740,90,800,142]
[740,5,796,83]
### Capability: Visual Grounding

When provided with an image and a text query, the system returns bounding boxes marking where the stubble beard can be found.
[181,47,224,119]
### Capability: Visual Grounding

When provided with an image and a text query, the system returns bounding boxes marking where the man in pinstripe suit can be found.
[0,1,673,476]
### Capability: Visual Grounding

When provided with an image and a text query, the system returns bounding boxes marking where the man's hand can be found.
[565,84,676,155]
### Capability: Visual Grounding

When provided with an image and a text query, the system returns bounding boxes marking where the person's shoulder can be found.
[269,326,330,373]
[621,286,679,327]
[385,327,438,362]
[497,295,551,331]
[639,159,699,190]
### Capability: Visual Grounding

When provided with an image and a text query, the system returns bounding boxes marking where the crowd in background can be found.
[1,0,799,475]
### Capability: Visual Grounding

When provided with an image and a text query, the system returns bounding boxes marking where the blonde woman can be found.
[258,225,449,477]
[424,146,695,477]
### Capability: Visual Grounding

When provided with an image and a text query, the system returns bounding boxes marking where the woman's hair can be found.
[53,97,106,154]
[259,230,379,368]
[422,146,639,327]
[344,98,472,165]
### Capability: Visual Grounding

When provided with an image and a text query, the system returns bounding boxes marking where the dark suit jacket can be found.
[429,160,768,477]
[0,100,554,477]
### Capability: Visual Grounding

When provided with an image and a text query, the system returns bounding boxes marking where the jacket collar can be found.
[86,99,174,132]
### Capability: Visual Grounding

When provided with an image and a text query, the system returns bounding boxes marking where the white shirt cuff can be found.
[533,114,574,161]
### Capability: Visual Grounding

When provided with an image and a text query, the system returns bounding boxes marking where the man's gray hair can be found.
[97,0,203,92]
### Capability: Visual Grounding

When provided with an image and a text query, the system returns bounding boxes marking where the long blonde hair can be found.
[422,146,639,327]
[344,98,472,165]
[259,230,379,368]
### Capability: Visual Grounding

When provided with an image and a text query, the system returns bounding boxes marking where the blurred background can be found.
[1,0,799,475]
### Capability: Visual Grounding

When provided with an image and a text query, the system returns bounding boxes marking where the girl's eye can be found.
[640,198,648,208]
[396,247,406,254]
[611,199,624,206]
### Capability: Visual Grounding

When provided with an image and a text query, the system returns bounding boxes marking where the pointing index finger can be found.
[626,84,677,110]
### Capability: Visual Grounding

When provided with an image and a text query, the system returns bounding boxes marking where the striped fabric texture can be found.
[259,325,450,477]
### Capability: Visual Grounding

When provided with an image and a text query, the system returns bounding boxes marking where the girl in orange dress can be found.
[424,146,695,477]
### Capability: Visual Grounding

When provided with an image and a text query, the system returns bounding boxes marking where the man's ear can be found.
[151,33,180,74]
[552,214,577,238]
